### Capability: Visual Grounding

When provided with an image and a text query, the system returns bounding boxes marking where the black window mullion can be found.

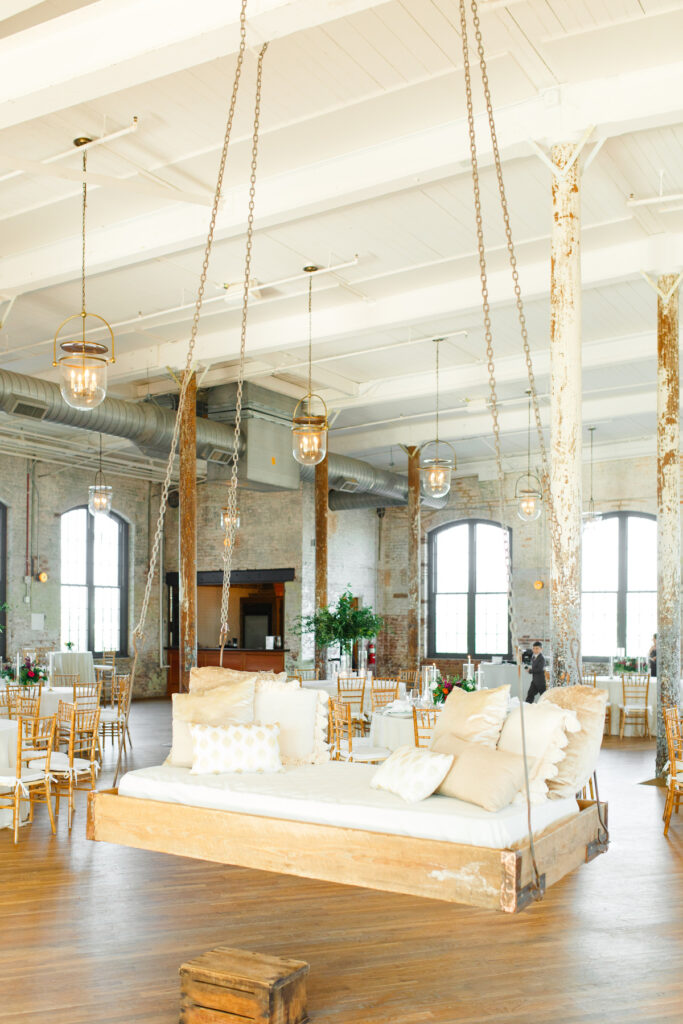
[119,519,129,657]
[86,512,95,653]
[428,530,437,658]
[0,503,6,661]
[467,522,476,656]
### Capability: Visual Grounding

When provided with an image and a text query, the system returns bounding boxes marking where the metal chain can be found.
[458,0,542,897]
[81,150,87,316]
[468,0,575,681]
[435,339,440,443]
[308,272,313,400]
[219,42,268,659]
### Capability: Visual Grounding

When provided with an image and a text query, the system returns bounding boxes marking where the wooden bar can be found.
[166,648,287,693]
[179,370,198,693]
[314,454,328,679]
[88,789,606,914]
[407,445,420,671]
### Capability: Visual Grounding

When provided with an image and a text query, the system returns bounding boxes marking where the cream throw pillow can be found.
[431,736,528,812]
[370,745,453,803]
[189,722,282,774]
[253,683,329,765]
[540,685,608,798]
[497,701,581,804]
[169,681,255,767]
[188,666,260,694]
[430,684,510,749]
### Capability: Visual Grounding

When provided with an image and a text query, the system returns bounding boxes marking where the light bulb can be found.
[420,458,452,499]
[88,484,113,516]
[292,419,328,466]
[60,355,107,410]
[517,490,542,522]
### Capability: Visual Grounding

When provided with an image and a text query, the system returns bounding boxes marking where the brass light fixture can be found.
[220,505,240,547]
[88,434,113,516]
[583,425,602,529]
[292,266,328,466]
[420,338,455,499]
[53,139,115,410]
[515,389,542,522]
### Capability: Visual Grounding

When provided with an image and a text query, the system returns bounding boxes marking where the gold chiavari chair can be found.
[34,647,54,667]
[16,694,41,750]
[73,680,101,710]
[580,671,611,735]
[53,673,80,693]
[328,698,390,764]
[582,670,597,686]
[285,673,302,685]
[398,669,419,687]
[619,674,652,739]
[337,676,367,735]
[299,668,316,681]
[0,714,57,843]
[99,674,133,754]
[4,685,26,719]
[663,706,682,837]
[413,707,441,748]
[0,687,11,719]
[18,648,37,665]
[370,678,399,712]
[48,703,101,830]
[94,650,116,703]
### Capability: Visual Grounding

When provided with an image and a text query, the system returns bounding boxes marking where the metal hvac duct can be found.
[302,453,448,510]
[0,368,242,461]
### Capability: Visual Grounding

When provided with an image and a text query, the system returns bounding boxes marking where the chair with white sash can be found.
[0,714,57,843]
[329,698,390,764]
[618,675,652,739]
[44,703,101,830]
[99,674,132,755]
[663,706,682,837]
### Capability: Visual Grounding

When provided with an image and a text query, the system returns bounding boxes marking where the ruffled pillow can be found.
[540,685,608,797]
[497,702,581,804]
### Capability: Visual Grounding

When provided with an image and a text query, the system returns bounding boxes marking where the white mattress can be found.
[118,762,578,850]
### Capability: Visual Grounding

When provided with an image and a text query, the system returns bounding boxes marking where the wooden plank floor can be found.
[1,700,682,1024]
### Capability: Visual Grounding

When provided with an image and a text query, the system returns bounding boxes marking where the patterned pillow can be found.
[189,722,282,774]
[370,745,454,803]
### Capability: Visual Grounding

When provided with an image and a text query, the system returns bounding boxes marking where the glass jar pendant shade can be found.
[583,425,602,529]
[220,506,240,531]
[53,141,114,410]
[420,339,455,498]
[88,434,112,516]
[292,267,328,467]
[516,390,542,522]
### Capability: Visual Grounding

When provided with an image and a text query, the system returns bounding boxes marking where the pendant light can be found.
[220,505,240,538]
[515,389,542,522]
[53,139,115,410]
[292,266,328,466]
[88,434,113,516]
[420,338,455,498]
[583,425,602,529]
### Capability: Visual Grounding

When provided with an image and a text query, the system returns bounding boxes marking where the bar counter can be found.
[165,647,287,694]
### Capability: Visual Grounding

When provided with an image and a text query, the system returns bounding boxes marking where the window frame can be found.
[60,505,129,657]
[427,518,512,660]
[582,510,656,663]
[0,502,6,660]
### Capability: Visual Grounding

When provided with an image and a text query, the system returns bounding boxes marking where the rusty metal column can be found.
[407,446,421,672]
[656,275,681,773]
[549,143,582,685]
[179,370,197,693]
[314,454,328,679]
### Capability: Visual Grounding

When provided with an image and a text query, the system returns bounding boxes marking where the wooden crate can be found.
[179,946,309,1024]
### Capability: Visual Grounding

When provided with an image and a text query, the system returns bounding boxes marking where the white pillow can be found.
[253,684,329,765]
[169,682,256,767]
[371,745,454,803]
[188,666,260,694]
[430,684,510,749]
[497,702,581,804]
[189,722,282,774]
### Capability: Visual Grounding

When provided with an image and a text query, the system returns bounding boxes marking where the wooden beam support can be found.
[179,371,197,693]
[656,274,681,774]
[314,454,328,679]
[407,446,421,671]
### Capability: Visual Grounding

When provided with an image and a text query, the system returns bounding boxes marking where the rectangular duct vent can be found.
[338,477,360,493]
[207,448,233,464]
[9,398,48,420]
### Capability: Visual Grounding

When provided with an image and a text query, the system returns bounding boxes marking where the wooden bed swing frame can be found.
[87,790,607,914]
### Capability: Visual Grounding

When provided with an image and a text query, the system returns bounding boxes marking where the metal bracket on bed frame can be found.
[586,837,608,861]
[515,873,546,912]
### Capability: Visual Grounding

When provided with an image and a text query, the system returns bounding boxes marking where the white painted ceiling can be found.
[1,0,682,482]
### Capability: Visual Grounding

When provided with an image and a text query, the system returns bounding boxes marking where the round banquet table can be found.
[40,687,74,717]
[369,709,415,750]
[48,651,95,686]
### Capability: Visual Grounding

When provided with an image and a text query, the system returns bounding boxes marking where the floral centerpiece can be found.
[614,656,638,674]
[431,673,476,704]
[18,656,47,687]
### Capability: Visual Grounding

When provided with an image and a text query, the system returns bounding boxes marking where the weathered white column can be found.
[549,144,582,685]
[656,274,681,773]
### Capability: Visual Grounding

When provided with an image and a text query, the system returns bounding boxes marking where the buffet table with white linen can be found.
[49,651,95,685]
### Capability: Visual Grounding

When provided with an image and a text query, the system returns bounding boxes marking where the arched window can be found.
[60,507,129,655]
[582,512,656,660]
[0,502,6,660]
[428,519,510,658]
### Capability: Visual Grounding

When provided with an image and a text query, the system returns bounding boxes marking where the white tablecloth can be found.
[49,651,95,685]
[40,688,74,717]
[0,719,19,829]
[595,675,683,736]
[369,710,414,751]
[302,678,372,714]
[478,662,521,691]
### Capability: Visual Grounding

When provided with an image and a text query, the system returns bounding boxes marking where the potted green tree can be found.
[294,587,383,671]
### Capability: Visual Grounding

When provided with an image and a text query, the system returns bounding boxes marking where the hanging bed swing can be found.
[87,0,608,914]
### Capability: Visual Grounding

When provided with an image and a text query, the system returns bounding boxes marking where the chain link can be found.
[219,42,268,659]
[81,150,87,316]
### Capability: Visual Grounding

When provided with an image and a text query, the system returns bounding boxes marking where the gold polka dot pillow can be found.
[189,722,282,774]
[370,745,454,803]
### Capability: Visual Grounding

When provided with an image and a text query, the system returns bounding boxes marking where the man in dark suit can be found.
[525,641,546,703]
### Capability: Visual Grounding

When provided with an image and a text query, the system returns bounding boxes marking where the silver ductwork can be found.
[302,453,448,510]
[0,368,241,461]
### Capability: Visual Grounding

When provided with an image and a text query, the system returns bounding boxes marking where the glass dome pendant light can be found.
[220,504,241,547]
[292,267,328,466]
[88,433,113,516]
[53,139,115,410]
[420,338,456,498]
[582,425,602,529]
[515,389,542,522]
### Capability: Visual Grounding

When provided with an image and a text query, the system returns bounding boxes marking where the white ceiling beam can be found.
[0,0,391,132]
[4,57,683,296]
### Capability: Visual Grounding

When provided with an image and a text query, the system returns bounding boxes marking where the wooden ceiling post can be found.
[179,370,197,693]
[314,454,328,679]
[656,274,680,774]
[407,445,421,672]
